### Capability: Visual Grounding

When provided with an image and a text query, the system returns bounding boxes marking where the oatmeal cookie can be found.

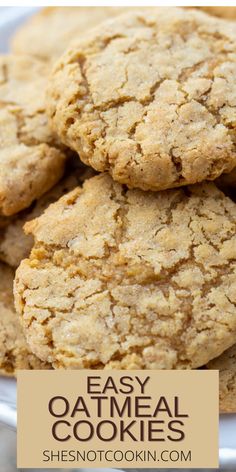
[0,55,66,216]
[0,263,49,375]
[199,7,236,20]
[11,7,133,62]
[0,164,94,268]
[0,176,77,268]
[14,174,236,369]
[47,7,236,191]
[207,344,236,413]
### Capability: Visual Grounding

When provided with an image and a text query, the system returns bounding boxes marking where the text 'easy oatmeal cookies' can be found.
[15,174,236,369]
[0,55,66,216]
[47,7,236,192]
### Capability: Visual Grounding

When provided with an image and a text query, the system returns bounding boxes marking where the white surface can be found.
[0,5,235,468]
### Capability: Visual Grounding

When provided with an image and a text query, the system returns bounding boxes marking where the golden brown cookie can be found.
[0,263,50,375]
[199,7,236,20]
[207,344,236,413]
[11,7,133,62]
[14,174,236,369]
[0,54,66,217]
[0,164,94,268]
[47,7,236,192]
[0,176,77,268]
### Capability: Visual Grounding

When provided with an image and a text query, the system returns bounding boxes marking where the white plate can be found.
[0,6,236,469]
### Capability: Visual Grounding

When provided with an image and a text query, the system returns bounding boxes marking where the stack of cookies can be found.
[1,7,236,414]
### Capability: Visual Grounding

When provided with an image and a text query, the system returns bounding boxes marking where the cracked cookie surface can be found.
[47,7,236,191]
[15,173,236,369]
[0,55,66,216]
[11,7,134,62]
[0,263,49,375]
[0,164,94,268]
[207,344,236,413]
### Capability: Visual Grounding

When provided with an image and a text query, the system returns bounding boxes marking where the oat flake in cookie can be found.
[47,7,236,192]
[0,55,66,217]
[15,174,236,369]
[207,344,236,413]
[0,263,50,375]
